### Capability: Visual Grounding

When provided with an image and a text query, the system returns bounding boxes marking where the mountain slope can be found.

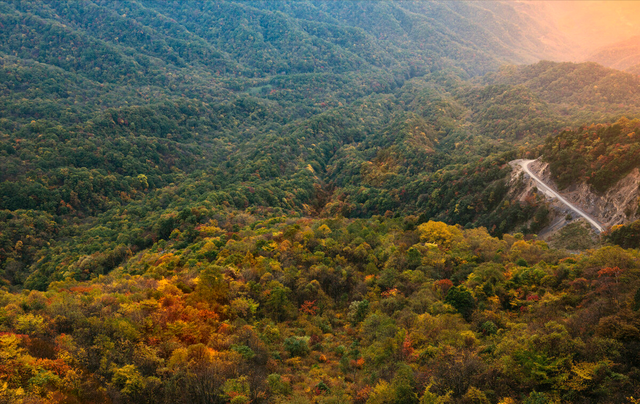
[0,0,580,288]
[585,36,640,72]
[0,2,639,290]
[483,61,640,122]
[4,3,640,404]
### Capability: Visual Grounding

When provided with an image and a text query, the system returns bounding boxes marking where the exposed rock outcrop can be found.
[509,158,640,238]
[529,161,640,229]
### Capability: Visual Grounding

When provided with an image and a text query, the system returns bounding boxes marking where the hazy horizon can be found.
[538,0,640,53]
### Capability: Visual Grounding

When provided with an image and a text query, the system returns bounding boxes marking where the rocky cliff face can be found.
[510,159,640,234]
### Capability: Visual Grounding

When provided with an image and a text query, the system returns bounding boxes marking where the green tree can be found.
[445,286,475,321]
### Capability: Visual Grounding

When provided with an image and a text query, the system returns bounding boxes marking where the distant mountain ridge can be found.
[585,36,640,73]
[0,0,572,83]
[483,61,640,122]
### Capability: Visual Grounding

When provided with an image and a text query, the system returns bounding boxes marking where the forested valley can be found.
[2,1,640,403]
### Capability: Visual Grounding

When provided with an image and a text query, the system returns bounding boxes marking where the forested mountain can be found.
[0,0,579,290]
[2,1,640,403]
[1,0,639,299]
[1,0,569,80]
[543,118,640,193]
[483,61,640,122]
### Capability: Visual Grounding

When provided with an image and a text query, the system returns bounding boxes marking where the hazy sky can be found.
[541,1,640,51]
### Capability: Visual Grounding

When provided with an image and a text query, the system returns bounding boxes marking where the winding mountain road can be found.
[517,159,604,233]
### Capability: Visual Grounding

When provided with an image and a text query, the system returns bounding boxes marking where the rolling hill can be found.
[2,2,640,404]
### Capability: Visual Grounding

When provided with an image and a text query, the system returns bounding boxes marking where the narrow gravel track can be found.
[518,159,604,233]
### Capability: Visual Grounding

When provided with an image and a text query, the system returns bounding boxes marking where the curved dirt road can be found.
[518,159,604,233]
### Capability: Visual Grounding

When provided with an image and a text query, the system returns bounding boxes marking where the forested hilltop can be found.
[2,1,640,403]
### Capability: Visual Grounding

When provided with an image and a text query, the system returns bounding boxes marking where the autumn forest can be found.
[2,1,640,403]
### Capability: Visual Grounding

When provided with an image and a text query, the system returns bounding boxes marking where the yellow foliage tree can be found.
[417,221,463,250]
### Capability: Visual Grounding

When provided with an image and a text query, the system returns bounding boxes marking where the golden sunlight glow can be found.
[541,1,640,51]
